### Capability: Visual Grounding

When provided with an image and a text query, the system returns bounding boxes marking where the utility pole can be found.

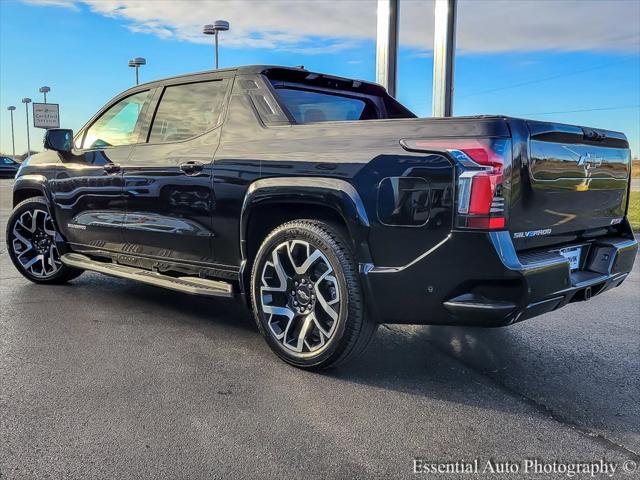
[21,98,32,154]
[7,106,16,157]
[432,0,457,117]
[375,0,399,97]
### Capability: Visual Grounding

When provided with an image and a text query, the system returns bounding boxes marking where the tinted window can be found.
[149,80,228,143]
[83,90,150,149]
[2,157,15,165]
[275,88,378,123]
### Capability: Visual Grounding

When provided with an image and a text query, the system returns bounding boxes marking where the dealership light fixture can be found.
[39,86,51,103]
[128,57,146,85]
[203,20,230,69]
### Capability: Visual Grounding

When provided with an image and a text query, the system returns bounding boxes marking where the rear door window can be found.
[149,79,229,143]
[274,88,378,123]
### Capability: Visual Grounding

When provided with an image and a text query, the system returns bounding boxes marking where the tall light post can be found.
[376,0,399,97]
[39,86,51,103]
[432,0,457,117]
[203,20,230,69]
[128,57,146,85]
[22,98,32,154]
[7,106,16,157]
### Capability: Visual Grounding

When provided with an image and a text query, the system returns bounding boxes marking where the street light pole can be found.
[215,30,219,69]
[375,0,399,97]
[39,86,51,103]
[432,0,457,117]
[203,21,230,69]
[22,98,32,154]
[128,57,146,85]
[7,106,16,157]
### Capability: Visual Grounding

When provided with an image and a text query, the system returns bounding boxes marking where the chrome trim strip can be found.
[367,234,452,274]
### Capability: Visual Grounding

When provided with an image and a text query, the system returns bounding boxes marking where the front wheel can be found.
[6,197,83,284]
[251,219,377,369]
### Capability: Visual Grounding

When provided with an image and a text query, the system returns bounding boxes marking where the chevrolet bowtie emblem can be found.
[577,152,603,170]
[562,146,604,172]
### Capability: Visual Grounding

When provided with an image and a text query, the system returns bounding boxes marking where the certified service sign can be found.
[33,103,60,129]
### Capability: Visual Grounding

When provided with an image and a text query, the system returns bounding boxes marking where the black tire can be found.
[251,219,377,369]
[6,196,83,284]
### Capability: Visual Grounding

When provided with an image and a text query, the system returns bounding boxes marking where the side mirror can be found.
[44,128,73,153]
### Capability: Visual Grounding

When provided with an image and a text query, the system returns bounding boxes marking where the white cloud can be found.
[453,0,640,53]
[22,0,78,9]
[21,0,640,54]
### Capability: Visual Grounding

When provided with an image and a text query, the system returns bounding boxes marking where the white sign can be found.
[33,103,60,129]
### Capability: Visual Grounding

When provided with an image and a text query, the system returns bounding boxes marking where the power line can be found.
[514,104,640,116]
[458,55,639,99]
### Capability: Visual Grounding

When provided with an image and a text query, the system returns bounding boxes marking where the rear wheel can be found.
[251,219,376,369]
[6,197,83,284]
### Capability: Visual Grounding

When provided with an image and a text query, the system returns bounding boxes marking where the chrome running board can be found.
[61,253,234,298]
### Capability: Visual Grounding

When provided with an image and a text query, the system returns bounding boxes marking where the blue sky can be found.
[1,0,639,156]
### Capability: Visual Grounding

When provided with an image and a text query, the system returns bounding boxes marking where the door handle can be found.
[103,163,121,174]
[180,161,204,176]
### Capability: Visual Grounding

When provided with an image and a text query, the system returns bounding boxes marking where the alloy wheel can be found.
[259,240,341,355]
[11,208,62,278]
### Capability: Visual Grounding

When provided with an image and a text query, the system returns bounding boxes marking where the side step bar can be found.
[61,253,234,298]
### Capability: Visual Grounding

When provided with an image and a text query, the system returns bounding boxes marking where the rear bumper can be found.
[362,229,637,326]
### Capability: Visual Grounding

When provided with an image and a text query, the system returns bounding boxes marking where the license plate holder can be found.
[559,246,582,271]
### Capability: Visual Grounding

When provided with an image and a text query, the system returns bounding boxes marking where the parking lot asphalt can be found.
[1,178,638,479]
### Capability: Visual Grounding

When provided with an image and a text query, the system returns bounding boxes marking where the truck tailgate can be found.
[509,120,631,248]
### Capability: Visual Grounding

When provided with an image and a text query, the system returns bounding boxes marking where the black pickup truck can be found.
[7,65,637,369]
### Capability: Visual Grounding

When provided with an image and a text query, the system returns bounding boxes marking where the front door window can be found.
[83,90,150,149]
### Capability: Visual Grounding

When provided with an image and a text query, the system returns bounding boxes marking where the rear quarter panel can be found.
[217,108,510,267]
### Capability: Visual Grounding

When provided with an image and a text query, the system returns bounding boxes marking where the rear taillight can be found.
[400,138,509,230]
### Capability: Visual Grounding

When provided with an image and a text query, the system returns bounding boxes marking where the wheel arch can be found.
[12,175,66,247]
[238,177,373,301]
[13,175,52,208]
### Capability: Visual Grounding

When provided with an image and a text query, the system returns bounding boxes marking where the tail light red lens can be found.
[400,138,510,230]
